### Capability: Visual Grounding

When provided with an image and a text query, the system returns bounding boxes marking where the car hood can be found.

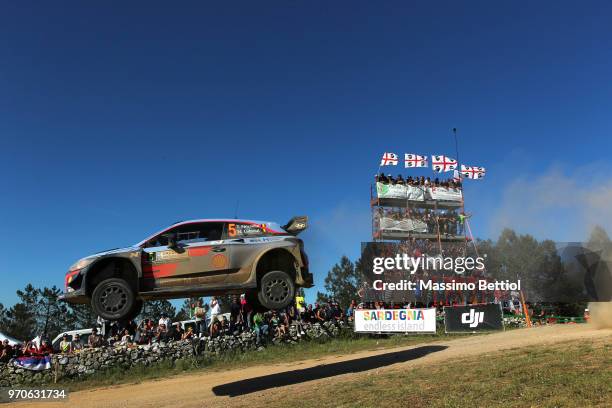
[85,245,140,259]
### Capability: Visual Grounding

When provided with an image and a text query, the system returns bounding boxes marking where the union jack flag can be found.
[431,155,457,172]
[380,152,398,166]
[404,153,427,168]
[460,164,486,179]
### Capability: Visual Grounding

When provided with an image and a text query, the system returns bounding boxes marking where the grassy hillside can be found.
[252,339,611,408]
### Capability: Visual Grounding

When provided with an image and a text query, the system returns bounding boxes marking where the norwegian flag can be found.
[460,164,486,179]
[431,155,457,172]
[404,153,427,168]
[380,152,399,166]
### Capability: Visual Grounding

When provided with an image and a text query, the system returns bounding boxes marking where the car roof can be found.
[136,219,285,246]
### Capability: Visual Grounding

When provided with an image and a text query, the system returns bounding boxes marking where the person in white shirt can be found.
[209,297,221,327]
[158,313,171,329]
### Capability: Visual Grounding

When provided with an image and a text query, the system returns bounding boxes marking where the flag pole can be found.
[453,127,466,212]
[452,127,459,166]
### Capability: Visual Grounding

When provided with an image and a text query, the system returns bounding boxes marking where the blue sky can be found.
[2,1,612,306]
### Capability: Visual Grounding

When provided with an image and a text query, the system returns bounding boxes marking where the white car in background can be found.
[0,331,21,346]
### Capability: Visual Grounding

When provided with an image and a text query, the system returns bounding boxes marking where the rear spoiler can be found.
[282,216,308,235]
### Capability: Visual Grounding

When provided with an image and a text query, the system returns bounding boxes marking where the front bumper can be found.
[299,266,314,288]
[59,288,89,304]
[61,268,89,304]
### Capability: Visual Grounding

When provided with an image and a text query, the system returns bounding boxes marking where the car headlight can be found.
[69,257,96,271]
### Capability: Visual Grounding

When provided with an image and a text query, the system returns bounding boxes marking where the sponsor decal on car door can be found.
[142,222,230,287]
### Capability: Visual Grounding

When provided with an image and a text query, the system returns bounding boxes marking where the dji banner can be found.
[443,303,504,333]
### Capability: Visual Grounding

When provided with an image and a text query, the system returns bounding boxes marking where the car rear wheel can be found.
[257,270,295,310]
[91,278,135,321]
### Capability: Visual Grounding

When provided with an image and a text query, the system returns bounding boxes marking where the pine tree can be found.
[4,284,40,340]
[38,286,70,339]
[316,256,361,308]
[142,300,177,322]
[65,303,98,331]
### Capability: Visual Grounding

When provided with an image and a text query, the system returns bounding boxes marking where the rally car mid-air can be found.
[61,217,312,321]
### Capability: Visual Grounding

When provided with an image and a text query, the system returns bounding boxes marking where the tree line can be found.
[316,227,610,314]
[0,285,184,342]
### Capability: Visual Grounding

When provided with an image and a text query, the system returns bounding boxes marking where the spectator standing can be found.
[159,313,172,329]
[241,294,253,331]
[229,295,241,334]
[295,294,305,314]
[209,297,221,327]
[346,300,357,322]
[253,312,268,344]
[193,300,207,336]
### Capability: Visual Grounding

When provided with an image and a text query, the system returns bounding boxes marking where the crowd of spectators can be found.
[44,295,351,354]
[375,207,469,236]
[0,338,54,362]
[375,174,462,189]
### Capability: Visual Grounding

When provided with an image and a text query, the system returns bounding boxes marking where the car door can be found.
[142,222,230,288]
[223,221,281,285]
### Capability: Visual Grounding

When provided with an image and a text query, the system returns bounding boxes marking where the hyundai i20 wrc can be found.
[61,216,312,321]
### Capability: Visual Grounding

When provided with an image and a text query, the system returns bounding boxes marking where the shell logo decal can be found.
[211,254,227,268]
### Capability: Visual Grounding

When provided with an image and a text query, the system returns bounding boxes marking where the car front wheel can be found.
[91,278,135,321]
[257,270,295,310]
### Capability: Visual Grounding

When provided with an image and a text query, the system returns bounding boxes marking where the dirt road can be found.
[11,324,612,408]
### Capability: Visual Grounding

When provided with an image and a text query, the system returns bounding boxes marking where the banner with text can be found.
[354,308,437,333]
[376,183,426,201]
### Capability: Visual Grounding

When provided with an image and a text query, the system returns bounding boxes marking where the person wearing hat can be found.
[88,327,104,348]
[72,334,84,351]
[59,334,72,354]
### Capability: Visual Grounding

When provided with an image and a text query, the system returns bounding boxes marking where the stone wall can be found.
[0,320,349,387]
